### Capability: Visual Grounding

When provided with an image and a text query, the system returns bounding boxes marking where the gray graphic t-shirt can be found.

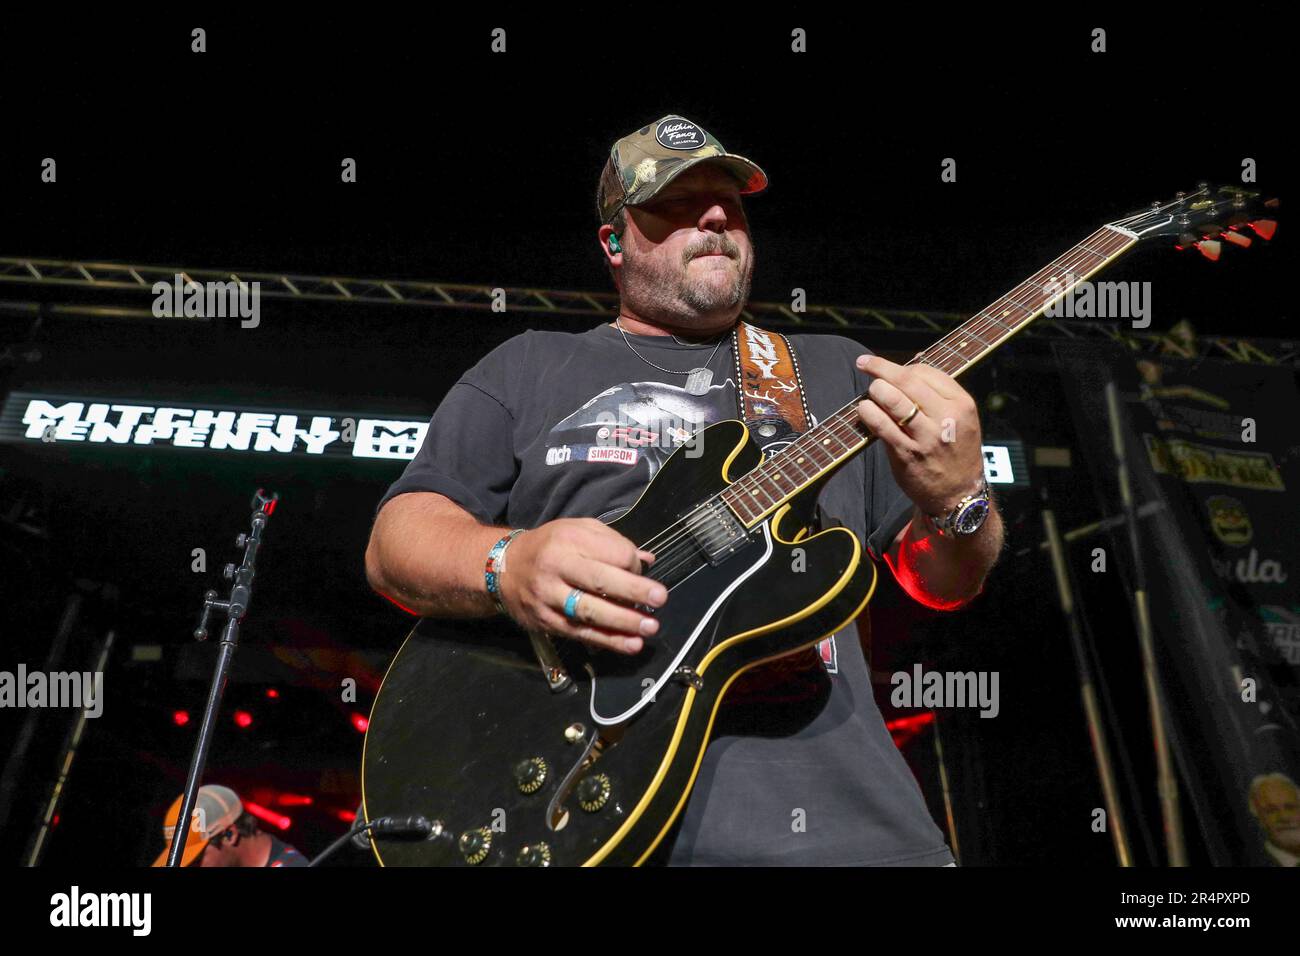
[377,322,954,866]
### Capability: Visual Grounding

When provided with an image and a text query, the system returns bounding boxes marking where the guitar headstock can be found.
[1110,183,1279,261]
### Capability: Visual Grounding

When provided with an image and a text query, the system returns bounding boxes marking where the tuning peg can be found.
[1195,239,1222,261]
[1221,230,1252,248]
[1248,219,1277,240]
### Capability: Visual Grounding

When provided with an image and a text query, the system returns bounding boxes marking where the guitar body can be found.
[362,419,877,866]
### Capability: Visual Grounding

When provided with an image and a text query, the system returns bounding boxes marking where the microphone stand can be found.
[24,628,118,867]
[164,489,279,868]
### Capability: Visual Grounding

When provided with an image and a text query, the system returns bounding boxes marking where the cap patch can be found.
[656,119,707,150]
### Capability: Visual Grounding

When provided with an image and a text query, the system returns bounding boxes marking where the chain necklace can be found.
[614,317,726,396]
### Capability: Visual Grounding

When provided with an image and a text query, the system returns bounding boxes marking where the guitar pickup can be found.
[685,499,751,566]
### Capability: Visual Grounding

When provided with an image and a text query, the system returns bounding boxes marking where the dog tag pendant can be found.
[684,368,713,395]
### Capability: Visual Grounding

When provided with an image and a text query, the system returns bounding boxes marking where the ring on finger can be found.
[563,588,585,621]
[897,401,921,428]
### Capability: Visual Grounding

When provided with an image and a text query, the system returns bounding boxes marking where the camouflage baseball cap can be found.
[598,114,768,224]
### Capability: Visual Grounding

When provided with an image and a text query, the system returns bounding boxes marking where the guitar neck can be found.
[720,224,1139,527]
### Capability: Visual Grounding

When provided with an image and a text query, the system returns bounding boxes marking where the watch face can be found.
[953,498,990,535]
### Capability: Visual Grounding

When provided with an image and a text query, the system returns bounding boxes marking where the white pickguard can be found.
[587,521,775,726]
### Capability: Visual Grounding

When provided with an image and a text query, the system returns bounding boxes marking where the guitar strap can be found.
[730,320,812,454]
[729,323,850,557]
[725,322,839,683]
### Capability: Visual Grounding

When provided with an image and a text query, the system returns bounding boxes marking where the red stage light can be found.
[172,710,190,726]
[886,712,936,748]
[351,713,369,733]
[335,809,357,824]
[275,794,314,807]
[233,710,253,728]
[886,713,936,733]
[265,688,280,699]
[884,536,972,611]
[244,801,291,831]
[381,592,418,616]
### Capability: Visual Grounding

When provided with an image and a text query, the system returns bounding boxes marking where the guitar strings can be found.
[623,230,1135,587]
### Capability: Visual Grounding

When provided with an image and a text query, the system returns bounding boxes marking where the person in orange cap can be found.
[152,784,307,867]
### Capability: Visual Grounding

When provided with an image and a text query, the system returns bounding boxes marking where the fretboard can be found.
[719,223,1139,527]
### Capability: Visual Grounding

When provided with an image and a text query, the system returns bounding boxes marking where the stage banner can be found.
[1054,343,1300,866]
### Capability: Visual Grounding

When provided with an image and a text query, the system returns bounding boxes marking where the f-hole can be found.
[546,710,626,831]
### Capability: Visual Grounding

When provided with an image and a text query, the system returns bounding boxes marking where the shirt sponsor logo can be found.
[609,425,658,446]
[817,635,838,674]
[545,445,573,466]
[586,446,638,465]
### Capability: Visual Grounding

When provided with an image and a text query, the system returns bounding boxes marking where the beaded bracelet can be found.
[484,528,526,614]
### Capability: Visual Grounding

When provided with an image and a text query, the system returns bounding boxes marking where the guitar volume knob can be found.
[514,757,548,794]
[458,827,493,865]
[516,842,552,867]
[576,773,612,812]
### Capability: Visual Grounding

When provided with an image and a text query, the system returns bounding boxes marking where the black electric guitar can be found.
[361,185,1276,866]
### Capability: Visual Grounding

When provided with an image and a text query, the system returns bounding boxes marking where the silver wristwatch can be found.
[928,480,992,537]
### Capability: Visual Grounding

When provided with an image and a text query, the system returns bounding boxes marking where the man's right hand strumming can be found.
[366,493,664,656]
[496,518,664,655]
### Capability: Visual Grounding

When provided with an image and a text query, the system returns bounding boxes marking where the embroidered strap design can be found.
[730,320,811,453]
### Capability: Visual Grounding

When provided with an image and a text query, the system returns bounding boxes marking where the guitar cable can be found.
[308,814,436,867]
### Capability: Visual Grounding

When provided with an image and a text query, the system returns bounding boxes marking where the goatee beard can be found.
[621,244,755,328]
[680,270,750,313]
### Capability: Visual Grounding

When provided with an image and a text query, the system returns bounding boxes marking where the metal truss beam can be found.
[1,257,1294,367]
